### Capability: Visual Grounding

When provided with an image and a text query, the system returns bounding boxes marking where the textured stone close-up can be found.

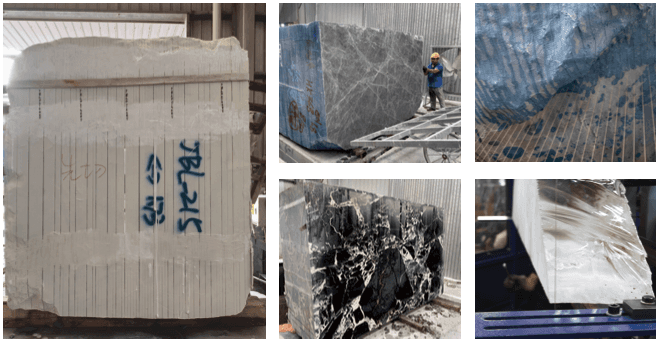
[475,4,656,162]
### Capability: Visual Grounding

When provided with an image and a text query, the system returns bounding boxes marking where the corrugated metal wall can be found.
[295,3,461,98]
[325,179,461,281]
[316,3,365,27]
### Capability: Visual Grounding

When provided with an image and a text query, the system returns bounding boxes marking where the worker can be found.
[423,52,445,111]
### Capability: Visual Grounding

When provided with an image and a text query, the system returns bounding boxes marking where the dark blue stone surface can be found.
[475,4,656,128]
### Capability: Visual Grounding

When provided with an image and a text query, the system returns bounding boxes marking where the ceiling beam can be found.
[3,11,187,24]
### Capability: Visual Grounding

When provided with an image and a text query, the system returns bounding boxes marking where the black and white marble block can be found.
[280,182,444,339]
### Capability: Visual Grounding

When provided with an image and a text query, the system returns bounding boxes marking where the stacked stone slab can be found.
[280,182,444,338]
[279,22,424,150]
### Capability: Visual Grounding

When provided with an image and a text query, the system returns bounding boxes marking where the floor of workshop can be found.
[4,294,265,339]
[279,280,461,339]
[363,301,460,339]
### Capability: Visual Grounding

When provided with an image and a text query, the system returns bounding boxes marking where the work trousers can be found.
[429,87,445,110]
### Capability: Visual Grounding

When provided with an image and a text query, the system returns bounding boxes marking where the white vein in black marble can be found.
[304,184,444,338]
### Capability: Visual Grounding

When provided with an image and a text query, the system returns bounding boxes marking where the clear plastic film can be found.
[514,179,654,304]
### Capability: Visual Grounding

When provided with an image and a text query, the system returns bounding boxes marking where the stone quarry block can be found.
[279,22,424,150]
[280,182,444,338]
[512,179,654,304]
[4,37,252,318]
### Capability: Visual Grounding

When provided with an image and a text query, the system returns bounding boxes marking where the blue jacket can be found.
[427,63,443,88]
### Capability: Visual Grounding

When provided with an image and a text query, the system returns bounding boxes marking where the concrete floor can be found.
[377,146,461,163]
[363,302,461,339]
[4,295,265,339]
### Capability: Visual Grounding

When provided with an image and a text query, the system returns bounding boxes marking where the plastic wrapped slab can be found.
[513,179,654,304]
[4,37,252,318]
[475,4,656,162]
[280,181,444,338]
[279,22,423,150]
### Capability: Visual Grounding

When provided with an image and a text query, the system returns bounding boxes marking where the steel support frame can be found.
[350,106,462,149]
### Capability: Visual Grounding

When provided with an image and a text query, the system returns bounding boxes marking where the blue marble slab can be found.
[280,22,424,150]
[475,4,656,128]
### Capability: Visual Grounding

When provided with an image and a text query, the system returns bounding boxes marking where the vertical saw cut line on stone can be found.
[279,22,424,150]
[4,37,252,319]
[475,4,656,162]
[512,179,653,304]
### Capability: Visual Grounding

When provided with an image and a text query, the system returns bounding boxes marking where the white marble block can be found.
[4,37,252,318]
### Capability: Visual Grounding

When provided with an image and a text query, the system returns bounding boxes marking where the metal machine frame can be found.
[475,308,656,338]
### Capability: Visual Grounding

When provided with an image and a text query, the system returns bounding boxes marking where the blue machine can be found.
[476,308,656,339]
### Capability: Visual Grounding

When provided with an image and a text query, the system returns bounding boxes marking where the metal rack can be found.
[350,106,461,162]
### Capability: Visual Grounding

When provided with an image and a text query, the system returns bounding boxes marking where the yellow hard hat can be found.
[431,52,440,59]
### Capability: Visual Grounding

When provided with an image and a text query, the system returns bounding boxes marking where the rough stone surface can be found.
[280,182,444,338]
[475,3,655,127]
[474,4,656,162]
[279,22,423,150]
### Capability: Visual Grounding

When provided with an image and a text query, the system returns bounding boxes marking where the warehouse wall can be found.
[315,3,365,26]
[324,179,461,281]
[291,3,461,99]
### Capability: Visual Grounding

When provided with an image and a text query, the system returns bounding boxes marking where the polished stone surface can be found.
[279,22,423,150]
[280,182,444,338]
[320,23,423,150]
